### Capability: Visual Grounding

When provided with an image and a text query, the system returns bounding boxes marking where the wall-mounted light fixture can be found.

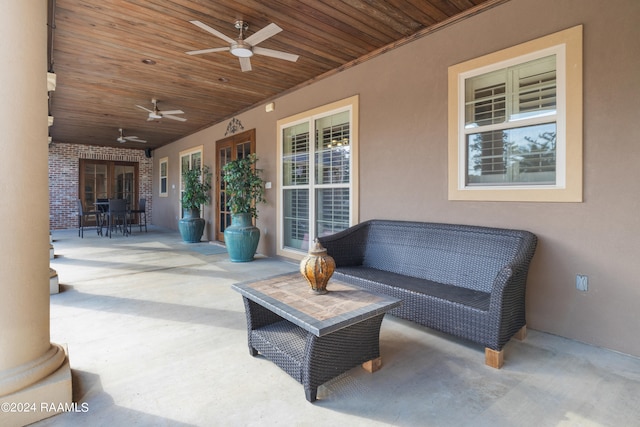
[47,72,57,91]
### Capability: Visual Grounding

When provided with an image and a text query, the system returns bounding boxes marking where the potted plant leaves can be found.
[178,164,212,243]
[222,154,266,261]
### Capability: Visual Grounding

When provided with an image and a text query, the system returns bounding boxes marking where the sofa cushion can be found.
[336,266,491,311]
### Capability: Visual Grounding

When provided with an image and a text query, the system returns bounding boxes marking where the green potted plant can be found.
[178,164,212,243]
[222,154,266,261]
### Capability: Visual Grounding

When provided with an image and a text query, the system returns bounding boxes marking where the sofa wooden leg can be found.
[514,325,527,341]
[362,357,382,373]
[485,348,504,369]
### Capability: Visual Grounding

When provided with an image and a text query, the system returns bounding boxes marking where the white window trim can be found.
[159,157,168,197]
[276,95,359,260]
[448,25,583,202]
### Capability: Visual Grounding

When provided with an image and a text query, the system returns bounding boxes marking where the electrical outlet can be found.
[576,274,588,292]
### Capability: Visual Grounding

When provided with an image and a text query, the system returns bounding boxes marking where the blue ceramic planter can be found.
[224,213,260,262]
[178,208,205,243]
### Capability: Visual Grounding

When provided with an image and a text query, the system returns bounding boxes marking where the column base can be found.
[50,268,59,295]
[0,347,72,427]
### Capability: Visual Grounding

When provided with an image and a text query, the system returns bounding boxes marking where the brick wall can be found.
[49,142,153,230]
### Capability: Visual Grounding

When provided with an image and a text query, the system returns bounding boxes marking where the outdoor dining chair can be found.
[129,198,147,232]
[107,198,128,238]
[76,199,100,238]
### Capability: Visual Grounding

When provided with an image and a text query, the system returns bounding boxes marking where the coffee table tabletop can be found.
[232,272,401,337]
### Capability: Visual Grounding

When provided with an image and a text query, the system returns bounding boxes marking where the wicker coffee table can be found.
[232,272,401,402]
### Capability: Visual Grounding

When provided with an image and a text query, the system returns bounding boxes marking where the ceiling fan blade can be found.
[186,47,230,55]
[244,23,282,46]
[252,46,299,62]
[163,115,187,122]
[161,110,184,115]
[189,20,236,44]
[239,57,252,72]
[136,105,153,113]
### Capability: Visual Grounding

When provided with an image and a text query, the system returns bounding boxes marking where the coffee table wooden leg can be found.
[362,357,382,373]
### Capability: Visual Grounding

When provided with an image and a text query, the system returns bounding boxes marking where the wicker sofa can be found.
[318,220,538,368]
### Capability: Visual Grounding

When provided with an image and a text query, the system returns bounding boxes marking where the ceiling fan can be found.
[117,128,146,144]
[136,99,186,122]
[186,20,299,72]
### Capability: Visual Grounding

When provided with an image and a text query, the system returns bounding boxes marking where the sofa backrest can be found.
[362,220,535,292]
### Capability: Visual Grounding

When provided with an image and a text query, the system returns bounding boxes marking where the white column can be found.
[0,2,71,425]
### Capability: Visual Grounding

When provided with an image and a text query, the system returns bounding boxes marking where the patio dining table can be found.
[94,199,130,237]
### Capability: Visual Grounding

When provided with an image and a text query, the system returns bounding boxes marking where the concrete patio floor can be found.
[28,227,640,426]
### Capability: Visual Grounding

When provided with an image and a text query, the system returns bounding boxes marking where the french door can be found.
[79,159,138,224]
[215,129,256,242]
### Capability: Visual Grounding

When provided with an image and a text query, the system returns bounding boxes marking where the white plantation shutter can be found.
[464,55,557,185]
[512,56,557,119]
[283,124,310,249]
[282,109,352,251]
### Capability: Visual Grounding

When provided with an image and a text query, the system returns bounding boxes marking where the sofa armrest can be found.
[489,231,537,306]
[318,221,371,267]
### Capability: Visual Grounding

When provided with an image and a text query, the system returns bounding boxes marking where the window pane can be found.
[283,123,309,186]
[160,161,167,195]
[191,152,202,170]
[466,55,556,128]
[181,156,189,179]
[315,111,350,185]
[465,69,506,127]
[283,189,309,249]
[467,123,557,185]
[511,55,556,121]
[316,188,349,237]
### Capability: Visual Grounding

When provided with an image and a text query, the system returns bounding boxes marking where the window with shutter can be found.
[159,157,168,197]
[448,25,583,202]
[278,96,359,257]
[465,56,557,186]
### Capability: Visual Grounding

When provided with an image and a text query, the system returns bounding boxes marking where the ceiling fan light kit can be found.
[187,19,299,72]
[230,41,253,58]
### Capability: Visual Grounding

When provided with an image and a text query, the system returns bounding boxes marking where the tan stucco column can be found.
[0,2,71,426]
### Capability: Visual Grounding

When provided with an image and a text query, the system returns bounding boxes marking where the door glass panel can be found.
[219,145,232,233]
[236,142,251,160]
[83,163,108,210]
[113,165,135,205]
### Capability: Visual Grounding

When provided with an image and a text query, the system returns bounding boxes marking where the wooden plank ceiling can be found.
[49,0,501,150]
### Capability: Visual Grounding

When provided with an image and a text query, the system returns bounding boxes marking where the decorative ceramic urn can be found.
[300,239,336,295]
